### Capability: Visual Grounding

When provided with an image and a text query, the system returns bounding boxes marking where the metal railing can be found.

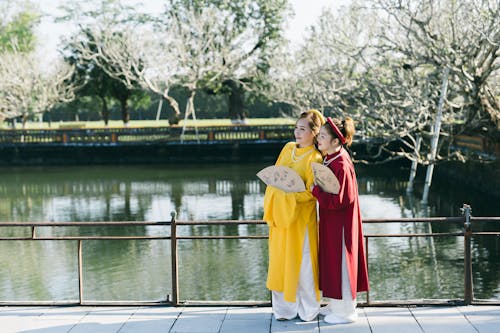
[0,204,498,306]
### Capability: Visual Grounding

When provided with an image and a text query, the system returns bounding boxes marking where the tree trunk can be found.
[422,67,450,204]
[407,135,422,193]
[101,97,110,126]
[162,91,180,125]
[226,80,245,123]
[181,90,199,143]
[120,98,129,125]
[156,98,163,121]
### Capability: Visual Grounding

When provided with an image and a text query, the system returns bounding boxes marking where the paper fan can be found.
[311,162,340,194]
[257,166,306,192]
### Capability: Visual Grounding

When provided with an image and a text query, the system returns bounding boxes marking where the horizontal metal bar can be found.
[0,233,472,241]
[365,232,464,238]
[0,301,83,306]
[0,221,264,227]
[0,300,172,306]
[0,236,268,241]
[471,299,500,305]
[358,299,466,307]
[3,216,492,227]
[361,217,464,223]
[176,220,266,225]
[80,301,172,306]
[177,236,268,240]
[0,237,35,241]
[2,299,479,307]
[470,217,500,222]
[37,236,172,240]
[0,236,171,241]
[179,300,271,307]
[0,221,171,227]
[471,232,500,236]
[175,218,467,224]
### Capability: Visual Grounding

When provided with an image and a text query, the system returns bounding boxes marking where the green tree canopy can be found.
[0,0,39,53]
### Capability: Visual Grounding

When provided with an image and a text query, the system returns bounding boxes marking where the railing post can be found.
[78,240,83,305]
[365,236,370,305]
[461,204,473,305]
[170,211,179,306]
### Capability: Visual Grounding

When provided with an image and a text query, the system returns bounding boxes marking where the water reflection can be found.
[0,164,498,302]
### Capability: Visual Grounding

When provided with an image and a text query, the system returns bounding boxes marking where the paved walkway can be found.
[1,305,499,333]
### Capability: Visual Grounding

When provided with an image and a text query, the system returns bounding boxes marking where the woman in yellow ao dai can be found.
[263,109,324,321]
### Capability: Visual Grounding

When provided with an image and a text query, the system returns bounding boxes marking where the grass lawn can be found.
[3,118,295,130]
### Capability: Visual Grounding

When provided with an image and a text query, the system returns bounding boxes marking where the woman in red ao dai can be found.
[312,117,369,324]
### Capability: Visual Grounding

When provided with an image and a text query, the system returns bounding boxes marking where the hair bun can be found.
[308,109,325,125]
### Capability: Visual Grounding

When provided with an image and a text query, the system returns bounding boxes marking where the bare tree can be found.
[274,1,498,159]
[267,0,498,197]
[0,51,76,127]
[66,24,182,123]
[266,5,376,114]
[366,0,499,196]
[160,0,289,123]
[371,0,499,130]
[67,2,283,126]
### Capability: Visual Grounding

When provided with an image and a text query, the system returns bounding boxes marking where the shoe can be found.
[319,305,331,316]
[324,313,356,324]
[299,313,318,322]
[274,314,296,321]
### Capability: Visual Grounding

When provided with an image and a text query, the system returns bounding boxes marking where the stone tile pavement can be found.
[0,305,499,333]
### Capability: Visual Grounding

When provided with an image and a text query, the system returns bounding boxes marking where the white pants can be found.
[272,230,320,321]
[322,229,357,323]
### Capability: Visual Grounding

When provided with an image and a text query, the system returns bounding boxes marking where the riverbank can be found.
[0,124,293,165]
[435,159,500,197]
[0,141,285,165]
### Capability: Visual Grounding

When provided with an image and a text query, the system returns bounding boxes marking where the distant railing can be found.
[453,134,500,158]
[0,125,294,145]
[0,204,498,307]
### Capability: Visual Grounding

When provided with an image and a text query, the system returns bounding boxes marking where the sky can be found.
[35,0,351,62]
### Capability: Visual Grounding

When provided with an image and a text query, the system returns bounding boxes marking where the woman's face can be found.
[317,126,339,154]
[294,118,315,147]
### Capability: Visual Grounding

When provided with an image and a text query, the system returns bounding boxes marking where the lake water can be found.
[0,163,498,303]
